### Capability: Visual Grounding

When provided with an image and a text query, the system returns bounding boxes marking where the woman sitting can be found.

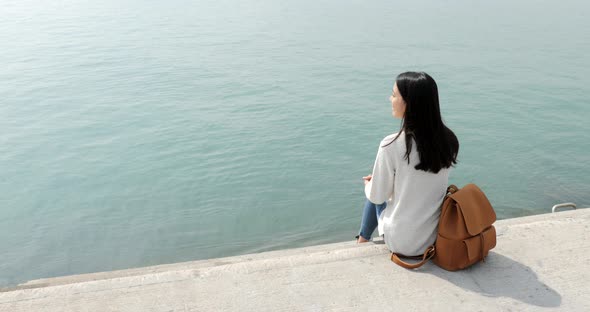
[356,71,459,257]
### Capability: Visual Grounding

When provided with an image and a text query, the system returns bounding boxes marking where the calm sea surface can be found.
[1,0,589,287]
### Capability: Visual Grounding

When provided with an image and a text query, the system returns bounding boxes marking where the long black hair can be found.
[383,72,459,173]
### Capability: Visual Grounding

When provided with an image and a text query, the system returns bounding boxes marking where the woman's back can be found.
[366,132,450,256]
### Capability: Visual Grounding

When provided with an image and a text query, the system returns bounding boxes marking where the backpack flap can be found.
[448,184,496,236]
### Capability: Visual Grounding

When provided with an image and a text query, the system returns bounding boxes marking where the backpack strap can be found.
[390,245,435,269]
[447,184,459,195]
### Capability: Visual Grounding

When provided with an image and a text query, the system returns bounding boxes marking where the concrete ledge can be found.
[1,209,589,311]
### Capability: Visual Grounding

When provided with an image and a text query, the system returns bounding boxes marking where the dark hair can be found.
[383,72,459,173]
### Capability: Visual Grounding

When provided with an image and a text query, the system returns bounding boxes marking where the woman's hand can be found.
[363,174,372,185]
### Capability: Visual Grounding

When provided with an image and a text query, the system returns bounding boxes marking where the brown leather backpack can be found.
[391,184,497,271]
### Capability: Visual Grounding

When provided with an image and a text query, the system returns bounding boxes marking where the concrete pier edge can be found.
[1,209,589,311]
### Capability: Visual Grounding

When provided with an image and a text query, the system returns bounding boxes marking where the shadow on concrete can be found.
[418,252,561,308]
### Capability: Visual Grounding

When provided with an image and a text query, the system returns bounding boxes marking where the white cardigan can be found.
[364,132,450,256]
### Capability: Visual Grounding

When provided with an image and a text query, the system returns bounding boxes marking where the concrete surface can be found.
[1,209,589,311]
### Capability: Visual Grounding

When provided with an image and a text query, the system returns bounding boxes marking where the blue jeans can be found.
[357,199,387,240]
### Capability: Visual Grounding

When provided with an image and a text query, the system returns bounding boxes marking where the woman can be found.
[356,71,459,257]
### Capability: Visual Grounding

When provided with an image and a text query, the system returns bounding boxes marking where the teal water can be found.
[1,0,589,287]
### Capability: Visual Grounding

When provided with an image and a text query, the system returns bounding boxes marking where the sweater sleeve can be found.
[364,143,395,204]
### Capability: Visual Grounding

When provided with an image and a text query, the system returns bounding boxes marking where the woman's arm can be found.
[364,145,395,204]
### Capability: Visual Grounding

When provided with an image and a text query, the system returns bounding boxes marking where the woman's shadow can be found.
[416,252,562,308]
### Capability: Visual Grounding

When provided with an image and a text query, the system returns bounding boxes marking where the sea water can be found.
[1,0,589,287]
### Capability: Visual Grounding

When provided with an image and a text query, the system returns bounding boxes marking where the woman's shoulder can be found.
[379,132,405,148]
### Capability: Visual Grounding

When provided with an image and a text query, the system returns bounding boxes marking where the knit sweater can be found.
[364,132,450,256]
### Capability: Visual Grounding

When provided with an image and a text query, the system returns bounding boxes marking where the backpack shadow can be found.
[416,252,562,308]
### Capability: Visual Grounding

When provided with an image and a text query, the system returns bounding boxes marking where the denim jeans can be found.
[357,199,387,240]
